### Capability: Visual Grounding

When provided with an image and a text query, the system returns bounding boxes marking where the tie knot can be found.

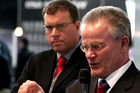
[98,80,110,92]
[58,57,67,66]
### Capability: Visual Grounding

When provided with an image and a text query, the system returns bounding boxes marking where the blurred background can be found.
[0,0,139,92]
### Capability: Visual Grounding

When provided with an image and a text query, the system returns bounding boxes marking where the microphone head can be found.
[79,68,90,84]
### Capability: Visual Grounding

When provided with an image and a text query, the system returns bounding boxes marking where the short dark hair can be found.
[42,0,80,23]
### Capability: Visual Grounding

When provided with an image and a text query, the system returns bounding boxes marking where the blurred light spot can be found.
[14,27,23,37]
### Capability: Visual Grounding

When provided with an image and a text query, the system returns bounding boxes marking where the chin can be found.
[52,46,61,50]
[90,69,104,78]
[53,48,64,53]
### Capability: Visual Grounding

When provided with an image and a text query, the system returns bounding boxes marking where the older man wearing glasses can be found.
[66,6,140,93]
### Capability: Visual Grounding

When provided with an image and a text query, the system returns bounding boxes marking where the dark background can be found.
[0,0,17,29]
[0,0,126,30]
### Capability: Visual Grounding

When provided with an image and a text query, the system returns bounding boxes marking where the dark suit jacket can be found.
[11,46,89,93]
[66,62,140,93]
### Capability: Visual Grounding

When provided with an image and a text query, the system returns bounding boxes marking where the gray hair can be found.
[82,6,132,47]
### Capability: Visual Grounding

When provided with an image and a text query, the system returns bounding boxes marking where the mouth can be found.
[52,40,63,45]
[89,62,100,69]
[52,39,61,43]
[89,63,97,66]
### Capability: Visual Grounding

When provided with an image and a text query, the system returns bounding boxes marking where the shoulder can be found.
[68,46,89,68]
[31,49,56,59]
[135,67,140,79]
[71,46,87,61]
[27,49,56,65]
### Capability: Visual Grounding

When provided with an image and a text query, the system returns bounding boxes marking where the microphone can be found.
[79,68,90,93]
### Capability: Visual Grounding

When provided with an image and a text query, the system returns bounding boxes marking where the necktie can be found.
[53,57,66,78]
[96,80,110,93]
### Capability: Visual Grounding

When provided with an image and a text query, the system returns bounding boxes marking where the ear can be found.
[120,36,129,52]
[74,20,80,33]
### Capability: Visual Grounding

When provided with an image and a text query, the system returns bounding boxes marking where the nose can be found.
[85,49,97,59]
[51,27,59,36]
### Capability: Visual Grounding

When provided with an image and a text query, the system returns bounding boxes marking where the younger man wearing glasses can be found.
[11,0,89,93]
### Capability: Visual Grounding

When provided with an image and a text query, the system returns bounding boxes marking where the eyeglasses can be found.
[80,42,106,53]
[43,22,73,32]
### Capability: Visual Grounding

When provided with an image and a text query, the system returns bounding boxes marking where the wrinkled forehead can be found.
[82,39,106,45]
[82,22,111,37]
[81,21,115,45]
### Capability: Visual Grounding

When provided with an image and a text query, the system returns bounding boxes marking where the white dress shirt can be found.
[98,60,132,93]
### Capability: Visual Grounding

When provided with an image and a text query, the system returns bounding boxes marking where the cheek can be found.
[64,31,76,42]
[98,47,114,65]
[99,46,119,66]
[46,34,51,43]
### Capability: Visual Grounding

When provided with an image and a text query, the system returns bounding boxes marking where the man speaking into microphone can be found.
[66,6,140,93]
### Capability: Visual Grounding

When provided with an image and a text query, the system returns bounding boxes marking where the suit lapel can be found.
[42,50,57,90]
[110,62,138,93]
[55,47,82,85]
[53,47,87,90]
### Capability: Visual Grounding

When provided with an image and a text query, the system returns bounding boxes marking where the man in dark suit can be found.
[66,6,140,93]
[11,0,89,93]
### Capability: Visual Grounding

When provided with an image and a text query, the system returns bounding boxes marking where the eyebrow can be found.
[91,41,105,44]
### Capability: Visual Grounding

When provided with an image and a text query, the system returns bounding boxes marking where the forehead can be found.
[82,20,113,43]
[82,40,106,46]
[44,10,71,24]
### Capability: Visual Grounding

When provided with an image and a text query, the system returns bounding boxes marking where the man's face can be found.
[82,20,122,78]
[44,10,80,55]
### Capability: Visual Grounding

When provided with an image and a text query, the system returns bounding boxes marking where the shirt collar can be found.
[104,60,132,93]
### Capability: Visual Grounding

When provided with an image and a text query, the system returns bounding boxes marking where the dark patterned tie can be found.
[53,57,66,78]
[96,80,110,93]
